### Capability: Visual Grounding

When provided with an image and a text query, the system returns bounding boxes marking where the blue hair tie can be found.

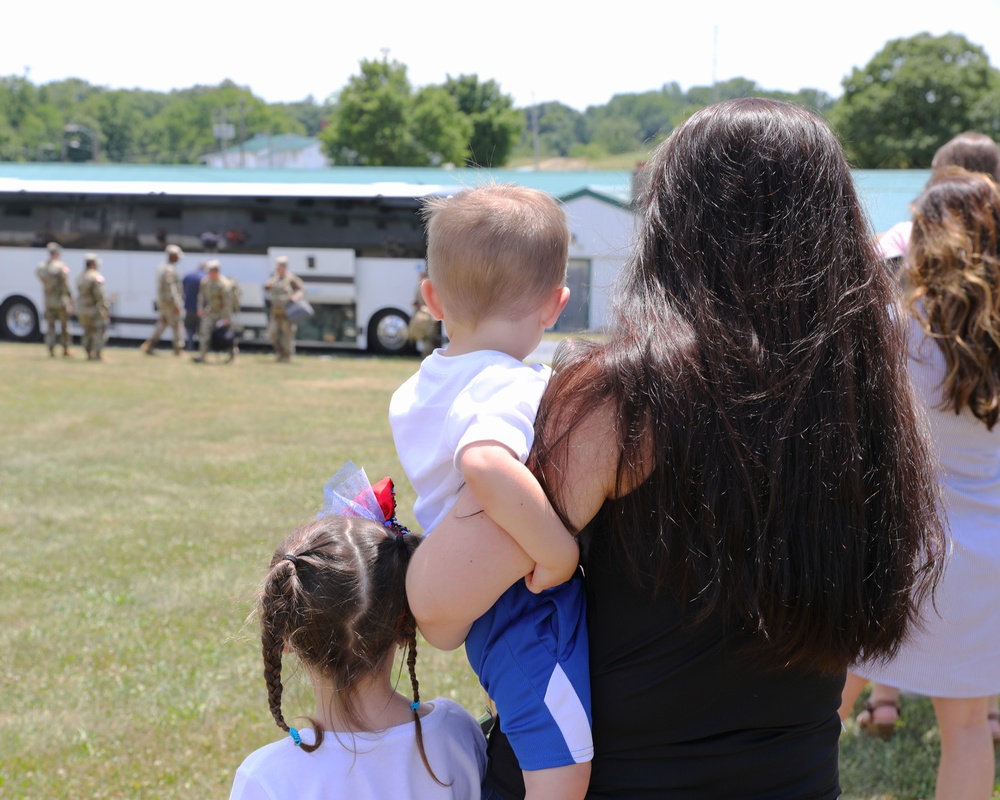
[288,727,302,746]
[410,701,420,712]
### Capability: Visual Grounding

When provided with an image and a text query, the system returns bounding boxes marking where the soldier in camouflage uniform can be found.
[263,255,304,362]
[408,267,441,359]
[35,241,74,357]
[141,244,184,355]
[193,260,239,363]
[76,253,110,361]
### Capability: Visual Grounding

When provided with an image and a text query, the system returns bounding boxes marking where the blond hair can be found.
[422,184,569,325]
[907,167,1000,429]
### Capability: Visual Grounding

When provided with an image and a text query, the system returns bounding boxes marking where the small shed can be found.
[560,185,635,332]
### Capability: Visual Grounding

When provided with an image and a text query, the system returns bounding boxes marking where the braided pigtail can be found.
[259,552,324,752]
[401,610,446,786]
[260,559,292,734]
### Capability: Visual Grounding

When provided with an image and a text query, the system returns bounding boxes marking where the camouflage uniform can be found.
[408,269,441,358]
[195,267,239,362]
[77,257,109,360]
[142,248,184,355]
[36,246,73,356]
[264,262,304,362]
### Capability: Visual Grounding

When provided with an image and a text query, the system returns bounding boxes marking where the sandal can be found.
[989,712,1000,750]
[856,698,900,740]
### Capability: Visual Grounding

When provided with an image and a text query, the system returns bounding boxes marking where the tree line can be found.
[1,32,998,169]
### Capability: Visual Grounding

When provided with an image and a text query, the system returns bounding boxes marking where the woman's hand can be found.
[406,485,534,650]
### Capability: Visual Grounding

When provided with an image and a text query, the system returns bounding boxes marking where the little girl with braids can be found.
[230,463,487,800]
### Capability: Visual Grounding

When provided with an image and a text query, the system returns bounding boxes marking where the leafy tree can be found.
[147,82,301,163]
[830,33,1000,167]
[321,58,418,166]
[84,92,137,162]
[685,77,761,107]
[515,102,587,158]
[679,79,835,128]
[39,78,104,112]
[276,95,337,137]
[585,84,688,153]
[969,73,1000,138]
[321,58,473,166]
[443,74,522,166]
[0,77,61,159]
[590,116,642,154]
[411,85,472,165]
[770,88,835,114]
[0,115,23,161]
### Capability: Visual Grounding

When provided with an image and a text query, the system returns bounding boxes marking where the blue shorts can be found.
[465,573,592,771]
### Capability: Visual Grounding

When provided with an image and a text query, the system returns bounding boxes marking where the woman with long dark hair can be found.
[406,98,944,798]
[844,168,1000,799]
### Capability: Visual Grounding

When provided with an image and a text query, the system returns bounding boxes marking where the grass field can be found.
[0,343,995,799]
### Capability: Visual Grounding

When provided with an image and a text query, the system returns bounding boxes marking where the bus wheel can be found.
[368,308,412,355]
[0,297,40,341]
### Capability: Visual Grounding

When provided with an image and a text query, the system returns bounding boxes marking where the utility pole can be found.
[532,93,540,170]
[712,25,719,103]
[213,108,235,168]
[238,97,246,168]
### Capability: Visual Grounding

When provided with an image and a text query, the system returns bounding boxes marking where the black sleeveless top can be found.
[484,516,844,799]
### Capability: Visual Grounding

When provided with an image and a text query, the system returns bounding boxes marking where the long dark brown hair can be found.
[259,515,441,782]
[907,168,1000,429]
[534,98,945,673]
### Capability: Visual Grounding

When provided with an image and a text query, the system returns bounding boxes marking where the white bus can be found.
[0,167,455,354]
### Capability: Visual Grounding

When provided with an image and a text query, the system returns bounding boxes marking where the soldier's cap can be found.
[165,244,183,256]
[275,256,288,267]
[47,241,61,253]
[85,253,101,265]
[206,259,221,271]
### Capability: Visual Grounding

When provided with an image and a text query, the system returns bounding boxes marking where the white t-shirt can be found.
[229,698,486,800]
[877,220,912,261]
[389,349,550,533]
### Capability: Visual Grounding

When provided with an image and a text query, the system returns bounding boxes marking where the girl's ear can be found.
[540,286,571,328]
[420,279,446,321]
[283,639,293,655]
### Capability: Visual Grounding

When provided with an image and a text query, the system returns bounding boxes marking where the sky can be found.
[5,0,1000,111]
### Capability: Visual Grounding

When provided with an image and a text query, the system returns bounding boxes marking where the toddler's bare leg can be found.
[523,762,590,800]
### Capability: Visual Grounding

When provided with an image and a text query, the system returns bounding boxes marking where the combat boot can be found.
[63,346,72,357]
[140,340,155,355]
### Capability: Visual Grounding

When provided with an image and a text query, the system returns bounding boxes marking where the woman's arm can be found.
[405,485,534,650]
[406,404,620,650]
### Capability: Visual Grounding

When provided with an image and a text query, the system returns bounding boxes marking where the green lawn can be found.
[0,343,994,798]
[0,345,482,799]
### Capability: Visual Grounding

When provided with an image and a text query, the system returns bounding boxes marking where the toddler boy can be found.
[390,184,591,800]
